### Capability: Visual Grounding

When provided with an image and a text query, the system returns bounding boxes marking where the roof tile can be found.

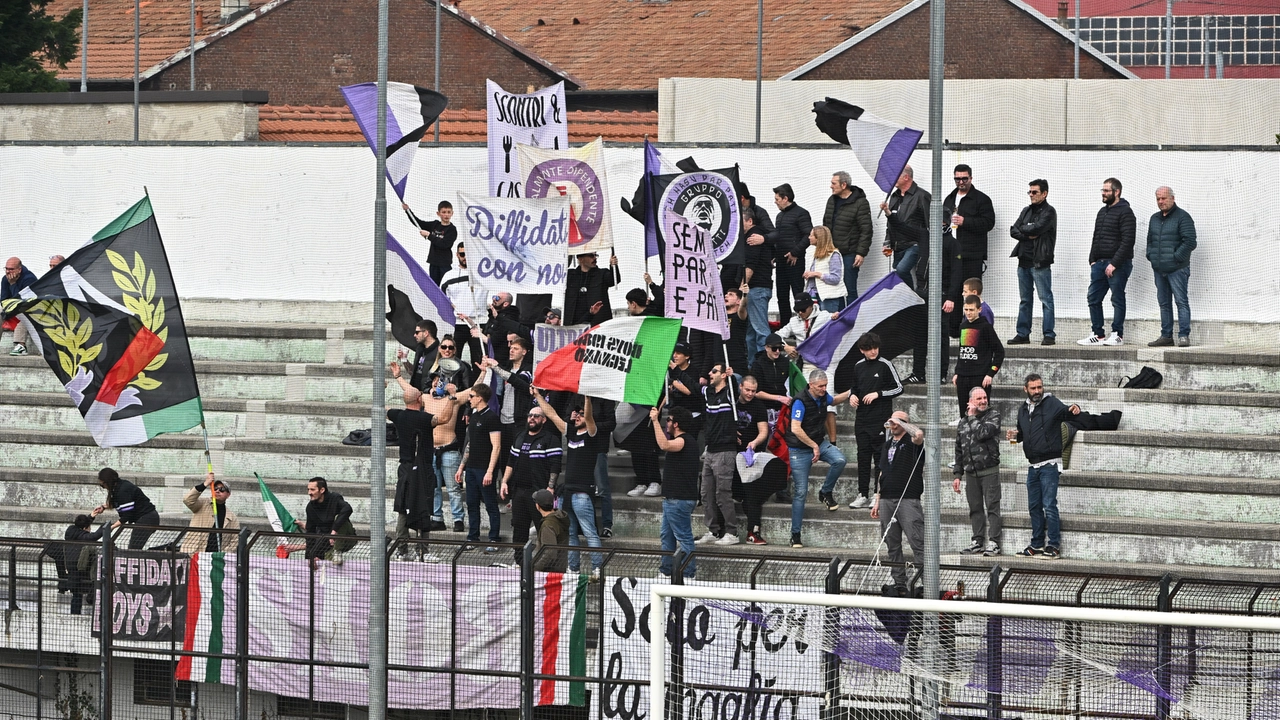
[257,106,657,143]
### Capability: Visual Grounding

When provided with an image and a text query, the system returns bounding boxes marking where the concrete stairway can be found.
[0,306,1278,579]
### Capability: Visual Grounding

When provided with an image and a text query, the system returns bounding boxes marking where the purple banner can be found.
[662,209,729,339]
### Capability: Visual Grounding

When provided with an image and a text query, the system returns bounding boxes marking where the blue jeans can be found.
[658,499,697,578]
[433,450,464,523]
[566,492,602,572]
[594,453,613,530]
[1026,463,1061,549]
[1015,265,1055,339]
[842,253,861,302]
[820,297,845,313]
[464,467,501,542]
[746,287,772,363]
[787,440,847,534]
[1087,260,1132,338]
[893,246,919,288]
[1152,266,1191,339]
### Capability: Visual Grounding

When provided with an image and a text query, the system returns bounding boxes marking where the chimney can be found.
[195,7,204,31]
[221,0,249,23]
[1057,0,1068,27]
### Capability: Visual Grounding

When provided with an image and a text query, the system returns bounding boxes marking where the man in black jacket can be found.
[483,337,534,476]
[1007,374,1080,559]
[824,171,873,303]
[501,407,562,564]
[1009,179,1057,346]
[879,166,931,289]
[870,411,925,591]
[765,184,813,326]
[1077,177,1136,347]
[942,165,996,285]
[292,478,356,564]
[563,253,619,327]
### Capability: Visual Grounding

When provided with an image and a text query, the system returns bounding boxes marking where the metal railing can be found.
[0,526,1276,720]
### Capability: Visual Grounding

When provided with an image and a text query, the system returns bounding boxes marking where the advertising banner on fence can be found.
[457,192,571,296]
[600,576,823,719]
[179,555,588,710]
[92,550,189,642]
[662,209,729,338]
[519,137,615,256]
[487,80,568,198]
[533,322,590,366]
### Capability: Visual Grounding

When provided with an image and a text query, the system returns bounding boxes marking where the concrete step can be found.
[604,494,1280,569]
[0,391,372,442]
[186,322,399,366]
[1069,430,1280,478]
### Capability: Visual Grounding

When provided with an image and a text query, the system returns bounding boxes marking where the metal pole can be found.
[80,0,87,91]
[235,529,250,720]
[924,0,945,715]
[1165,0,1174,80]
[369,0,391,711]
[1203,16,1209,78]
[1073,0,1080,79]
[755,0,762,145]
[133,0,139,142]
[520,541,535,719]
[189,0,195,90]
[100,531,114,720]
[434,0,441,143]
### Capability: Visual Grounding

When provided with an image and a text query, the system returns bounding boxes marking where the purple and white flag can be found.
[845,112,923,194]
[341,82,449,200]
[797,271,925,380]
[663,209,728,339]
[386,232,455,349]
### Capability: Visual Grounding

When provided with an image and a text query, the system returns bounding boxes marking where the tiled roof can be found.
[452,0,909,90]
[257,106,658,143]
[45,0,269,81]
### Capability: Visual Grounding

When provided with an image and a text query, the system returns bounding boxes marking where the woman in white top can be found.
[803,226,846,312]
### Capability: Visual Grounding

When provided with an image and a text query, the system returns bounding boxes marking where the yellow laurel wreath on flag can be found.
[19,300,103,378]
[106,250,169,391]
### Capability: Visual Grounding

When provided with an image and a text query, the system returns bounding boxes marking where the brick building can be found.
[784,0,1133,80]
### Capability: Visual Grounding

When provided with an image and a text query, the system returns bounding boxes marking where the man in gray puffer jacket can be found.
[952,387,1002,556]
[1145,186,1197,347]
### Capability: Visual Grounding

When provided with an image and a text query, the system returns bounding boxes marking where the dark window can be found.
[133,659,192,707]
[1120,17,1132,28]
[278,696,347,719]
[1105,29,1118,41]
[1105,17,1117,28]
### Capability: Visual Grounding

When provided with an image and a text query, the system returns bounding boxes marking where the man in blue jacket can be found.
[1146,186,1197,347]
[2,258,38,356]
[1006,374,1079,559]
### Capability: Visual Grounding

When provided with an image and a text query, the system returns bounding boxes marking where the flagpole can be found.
[368,0,391,710]
[722,344,737,418]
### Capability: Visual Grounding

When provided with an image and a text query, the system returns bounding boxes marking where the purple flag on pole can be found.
[643,139,662,258]
[797,271,925,381]
[340,82,448,200]
[811,98,922,195]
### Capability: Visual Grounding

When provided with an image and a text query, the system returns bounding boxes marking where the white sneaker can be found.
[627,484,647,497]
[1102,332,1124,346]
[850,494,870,509]
[714,534,741,546]
[694,532,718,545]
[1076,334,1105,346]
[643,482,662,497]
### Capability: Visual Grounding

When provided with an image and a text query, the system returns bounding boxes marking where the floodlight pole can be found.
[1166,0,1174,79]
[434,0,441,143]
[190,0,196,90]
[133,0,139,141]
[1073,0,1080,79]
[369,0,390,713]
[924,0,945,715]
[80,0,87,91]
[755,0,762,145]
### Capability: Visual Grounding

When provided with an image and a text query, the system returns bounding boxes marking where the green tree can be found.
[0,0,82,92]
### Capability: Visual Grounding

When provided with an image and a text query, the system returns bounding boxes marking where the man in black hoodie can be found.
[1007,375,1079,559]
[952,296,1005,418]
[1077,177,1136,347]
[765,183,813,326]
[293,477,356,564]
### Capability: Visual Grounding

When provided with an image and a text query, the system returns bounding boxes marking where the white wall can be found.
[0,144,1275,325]
[659,78,1280,146]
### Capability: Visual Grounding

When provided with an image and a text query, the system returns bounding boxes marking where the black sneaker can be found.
[790,533,803,548]
[453,521,465,533]
[774,491,793,504]
[819,491,838,511]
[1148,336,1174,347]
[1015,545,1044,557]
[600,527,613,539]
[902,373,926,384]
[429,519,447,531]
[1041,546,1060,559]
[1041,337,1056,346]
[1007,335,1030,345]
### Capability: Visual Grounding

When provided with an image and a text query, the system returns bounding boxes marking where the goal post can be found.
[649,583,1280,720]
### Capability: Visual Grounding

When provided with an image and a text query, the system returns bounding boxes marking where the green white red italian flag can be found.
[534,571,589,706]
[532,316,681,406]
[176,551,233,683]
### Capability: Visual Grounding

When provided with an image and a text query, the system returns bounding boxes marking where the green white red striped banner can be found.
[532,316,681,406]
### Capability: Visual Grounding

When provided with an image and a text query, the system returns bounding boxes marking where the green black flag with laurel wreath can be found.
[6,196,203,446]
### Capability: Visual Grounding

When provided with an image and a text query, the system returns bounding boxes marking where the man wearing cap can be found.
[532,489,570,572]
[501,404,562,565]
[749,333,798,503]
[776,296,832,361]
[544,308,562,326]
[564,253,619,327]
[667,342,705,419]
[180,472,240,554]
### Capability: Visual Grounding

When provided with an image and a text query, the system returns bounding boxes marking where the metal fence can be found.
[0,526,1277,720]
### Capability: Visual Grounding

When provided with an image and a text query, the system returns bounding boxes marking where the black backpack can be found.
[1120,366,1163,389]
